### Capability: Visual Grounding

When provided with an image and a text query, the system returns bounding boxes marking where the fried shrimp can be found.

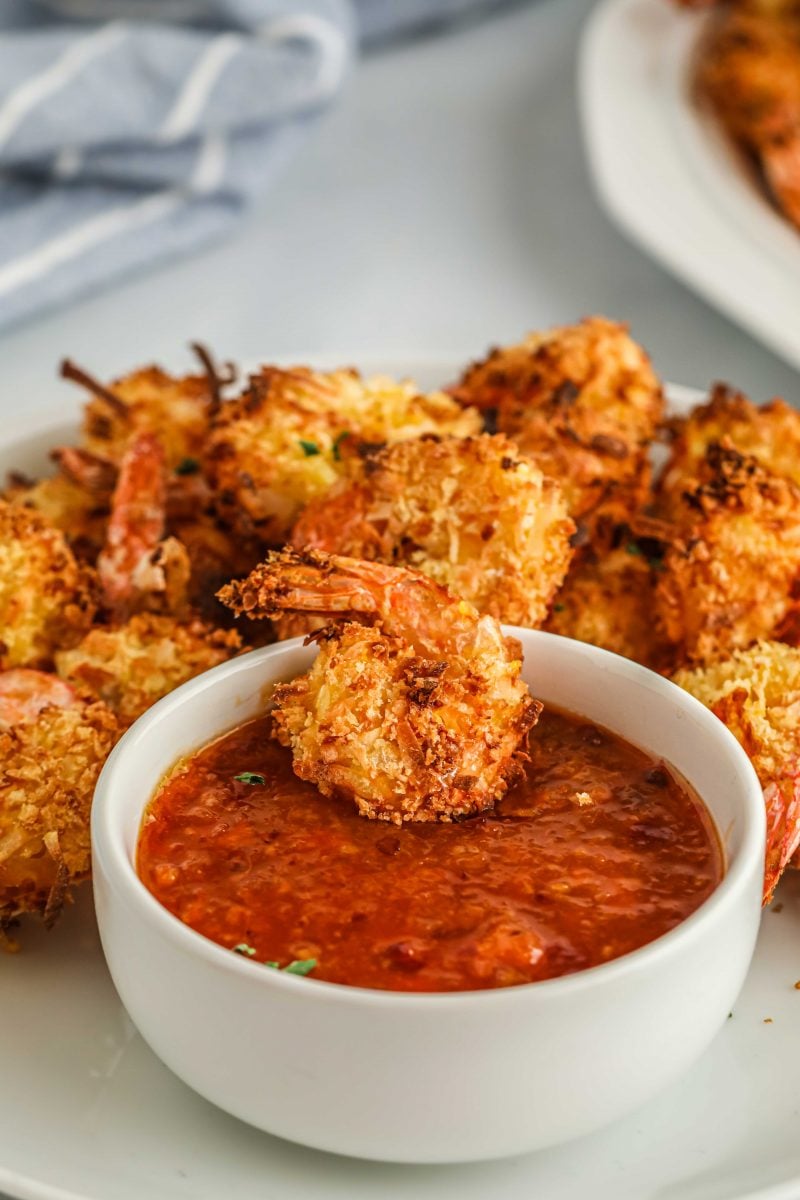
[0,499,96,669]
[656,444,800,666]
[545,542,673,671]
[660,383,800,512]
[98,433,190,618]
[290,434,575,630]
[674,641,800,901]
[219,549,541,824]
[450,318,663,521]
[4,469,108,562]
[206,366,482,544]
[695,0,800,230]
[0,669,118,932]
[56,614,241,728]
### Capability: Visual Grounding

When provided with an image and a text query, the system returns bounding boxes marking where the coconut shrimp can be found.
[206,366,482,545]
[98,432,190,618]
[0,670,118,935]
[450,318,663,524]
[0,499,96,669]
[219,549,541,824]
[695,0,800,230]
[289,434,575,633]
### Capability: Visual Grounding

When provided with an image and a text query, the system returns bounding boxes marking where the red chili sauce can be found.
[138,710,723,992]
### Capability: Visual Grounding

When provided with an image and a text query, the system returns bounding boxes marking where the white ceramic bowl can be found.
[92,631,765,1164]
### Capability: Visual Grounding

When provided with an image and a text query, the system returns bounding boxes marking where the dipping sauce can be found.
[138,709,723,992]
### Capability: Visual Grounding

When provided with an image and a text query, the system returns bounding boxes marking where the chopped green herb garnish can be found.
[625,542,643,556]
[299,439,321,457]
[175,457,200,475]
[553,603,565,613]
[234,772,266,786]
[332,431,351,462]
[233,943,257,957]
[283,959,318,976]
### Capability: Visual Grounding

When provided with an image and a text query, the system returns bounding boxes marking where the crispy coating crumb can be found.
[4,471,108,562]
[206,366,482,544]
[220,549,540,823]
[695,0,800,229]
[660,383,800,513]
[674,641,800,900]
[656,444,800,666]
[0,500,96,668]
[450,317,663,520]
[55,614,242,727]
[0,676,118,928]
[546,544,673,671]
[290,434,575,630]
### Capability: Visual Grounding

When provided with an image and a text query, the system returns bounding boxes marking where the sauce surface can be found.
[138,710,723,992]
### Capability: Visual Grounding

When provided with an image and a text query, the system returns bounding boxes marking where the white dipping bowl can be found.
[92,631,764,1163]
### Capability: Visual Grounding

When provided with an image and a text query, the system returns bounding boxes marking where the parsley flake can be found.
[175,457,200,476]
[299,439,321,457]
[553,603,565,613]
[625,542,643,557]
[332,431,351,462]
[233,943,257,957]
[234,771,266,786]
[283,959,318,976]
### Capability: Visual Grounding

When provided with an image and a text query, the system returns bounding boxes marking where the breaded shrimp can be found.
[660,383,800,513]
[0,670,118,932]
[206,366,482,544]
[450,318,663,521]
[219,549,541,824]
[98,433,190,618]
[4,468,108,563]
[55,614,241,727]
[290,434,575,630]
[674,640,800,901]
[545,542,673,671]
[656,443,800,666]
[695,0,800,229]
[0,499,96,669]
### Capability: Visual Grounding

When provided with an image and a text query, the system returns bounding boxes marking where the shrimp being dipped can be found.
[0,670,118,936]
[219,550,541,824]
[98,433,190,618]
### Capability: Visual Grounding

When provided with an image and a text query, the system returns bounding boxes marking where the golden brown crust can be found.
[206,366,482,545]
[673,640,800,901]
[655,444,800,666]
[449,317,663,521]
[0,500,96,669]
[0,694,118,927]
[289,434,575,631]
[55,614,242,727]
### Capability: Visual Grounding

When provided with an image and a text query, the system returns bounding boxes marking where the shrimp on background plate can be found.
[219,549,541,824]
[0,670,118,940]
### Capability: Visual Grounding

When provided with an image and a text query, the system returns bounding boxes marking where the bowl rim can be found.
[92,629,766,1009]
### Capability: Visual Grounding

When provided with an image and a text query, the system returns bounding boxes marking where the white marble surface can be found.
[2,0,798,409]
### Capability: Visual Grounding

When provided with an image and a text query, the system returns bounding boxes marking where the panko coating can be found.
[0,670,118,931]
[545,542,673,671]
[55,614,242,727]
[63,357,216,472]
[660,383,800,512]
[695,0,800,230]
[656,444,800,666]
[4,469,108,563]
[290,434,575,630]
[0,499,96,669]
[219,549,540,824]
[674,641,800,901]
[206,366,482,544]
[450,317,663,521]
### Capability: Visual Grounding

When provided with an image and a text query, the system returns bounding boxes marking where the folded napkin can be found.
[0,0,514,332]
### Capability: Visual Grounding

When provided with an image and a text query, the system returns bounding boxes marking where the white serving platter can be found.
[579,0,800,374]
[1,369,800,1200]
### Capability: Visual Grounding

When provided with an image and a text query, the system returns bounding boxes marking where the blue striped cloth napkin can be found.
[0,0,513,331]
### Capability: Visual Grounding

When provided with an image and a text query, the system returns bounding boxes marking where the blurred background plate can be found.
[579,0,800,374]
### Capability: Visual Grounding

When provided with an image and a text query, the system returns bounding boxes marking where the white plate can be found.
[2,371,800,1200]
[579,0,800,374]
